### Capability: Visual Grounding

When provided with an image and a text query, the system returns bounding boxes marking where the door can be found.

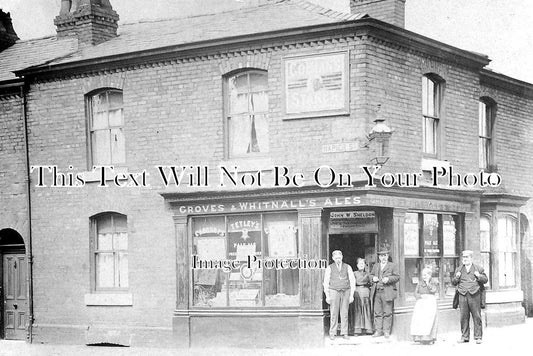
[2,253,27,340]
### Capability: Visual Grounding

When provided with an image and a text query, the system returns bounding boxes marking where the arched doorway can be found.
[0,228,28,340]
[520,214,532,317]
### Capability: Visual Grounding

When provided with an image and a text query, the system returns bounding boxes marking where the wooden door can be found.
[2,253,27,340]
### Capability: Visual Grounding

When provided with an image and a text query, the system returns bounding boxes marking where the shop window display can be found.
[404,213,460,302]
[192,213,299,307]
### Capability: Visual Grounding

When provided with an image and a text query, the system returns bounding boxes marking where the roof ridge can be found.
[121,0,287,27]
[289,0,366,21]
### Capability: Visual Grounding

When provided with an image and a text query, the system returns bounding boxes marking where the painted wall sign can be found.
[283,52,349,118]
[329,211,378,234]
[321,141,361,153]
[178,196,362,215]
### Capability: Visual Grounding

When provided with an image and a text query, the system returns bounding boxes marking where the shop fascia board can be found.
[15,18,490,81]
[480,193,530,208]
[159,182,483,205]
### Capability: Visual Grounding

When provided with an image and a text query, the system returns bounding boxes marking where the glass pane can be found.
[108,91,123,110]
[404,258,421,303]
[92,130,111,165]
[92,111,108,130]
[251,92,268,113]
[108,108,123,126]
[481,252,491,289]
[480,217,491,252]
[110,128,126,164]
[191,216,228,307]
[442,215,456,256]
[96,215,113,234]
[422,214,440,257]
[427,79,435,116]
[96,252,114,288]
[423,117,436,154]
[97,233,113,250]
[114,232,128,250]
[479,101,487,136]
[230,93,249,114]
[506,253,515,286]
[422,77,428,116]
[91,93,107,113]
[253,114,269,153]
[232,73,249,93]
[118,252,128,288]
[250,72,268,92]
[228,264,262,307]
[443,258,458,297]
[229,115,251,156]
[114,215,127,232]
[263,213,299,307]
[404,213,419,256]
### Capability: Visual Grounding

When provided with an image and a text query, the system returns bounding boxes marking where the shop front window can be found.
[403,212,461,302]
[497,215,517,288]
[192,213,299,308]
[480,215,492,289]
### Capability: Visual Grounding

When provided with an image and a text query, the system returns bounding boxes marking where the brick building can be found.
[1,0,532,348]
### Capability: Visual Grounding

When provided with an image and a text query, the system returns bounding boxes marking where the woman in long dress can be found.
[353,258,373,335]
[410,267,439,344]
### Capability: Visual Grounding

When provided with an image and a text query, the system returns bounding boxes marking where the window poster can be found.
[423,214,440,256]
[227,215,261,260]
[443,215,457,256]
[404,213,419,256]
[284,52,348,117]
[193,216,226,260]
[265,221,297,258]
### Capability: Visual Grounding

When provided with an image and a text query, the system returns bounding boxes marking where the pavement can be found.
[1,318,531,356]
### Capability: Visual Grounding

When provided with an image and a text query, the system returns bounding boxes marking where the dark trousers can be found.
[458,292,483,340]
[329,289,350,336]
[374,290,393,334]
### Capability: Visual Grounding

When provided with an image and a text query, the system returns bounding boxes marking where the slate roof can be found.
[0,36,77,81]
[0,0,364,80]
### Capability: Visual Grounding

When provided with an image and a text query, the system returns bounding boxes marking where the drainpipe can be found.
[21,83,34,343]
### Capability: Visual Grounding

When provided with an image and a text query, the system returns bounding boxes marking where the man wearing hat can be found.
[452,250,488,344]
[369,249,399,338]
[323,250,355,340]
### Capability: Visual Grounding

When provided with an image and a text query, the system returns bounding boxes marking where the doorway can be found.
[328,233,376,335]
[0,228,28,340]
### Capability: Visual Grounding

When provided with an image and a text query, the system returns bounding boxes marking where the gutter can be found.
[14,18,491,79]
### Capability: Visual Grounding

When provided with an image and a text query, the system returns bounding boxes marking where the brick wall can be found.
[22,26,533,345]
[0,93,29,238]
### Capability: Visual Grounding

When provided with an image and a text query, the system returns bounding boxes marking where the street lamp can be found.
[367,115,393,166]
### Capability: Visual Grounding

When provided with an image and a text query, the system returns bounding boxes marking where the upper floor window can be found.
[479,98,496,170]
[422,75,444,156]
[88,89,125,166]
[91,213,128,290]
[226,70,269,158]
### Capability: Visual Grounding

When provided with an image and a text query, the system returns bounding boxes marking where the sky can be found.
[2,0,532,83]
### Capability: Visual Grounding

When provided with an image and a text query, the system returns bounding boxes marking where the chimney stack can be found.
[54,0,119,46]
[350,0,406,28]
[0,10,19,51]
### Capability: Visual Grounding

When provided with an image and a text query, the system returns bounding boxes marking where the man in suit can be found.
[323,250,355,340]
[370,249,399,338]
[452,250,488,344]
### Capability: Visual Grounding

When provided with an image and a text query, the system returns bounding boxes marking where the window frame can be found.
[190,212,300,309]
[479,214,492,289]
[86,88,125,168]
[496,214,518,289]
[402,211,462,303]
[224,69,270,159]
[479,97,496,170]
[421,74,444,157]
[90,212,129,292]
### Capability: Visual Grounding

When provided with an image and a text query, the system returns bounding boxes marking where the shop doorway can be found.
[328,233,376,335]
[0,228,28,340]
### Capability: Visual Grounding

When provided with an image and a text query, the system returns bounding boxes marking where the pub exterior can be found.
[1,0,532,348]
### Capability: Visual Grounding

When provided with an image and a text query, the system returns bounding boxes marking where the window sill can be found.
[82,166,128,183]
[283,111,350,120]
[85,292,133,306]
[219,157,273,173]
[421,158,449,171]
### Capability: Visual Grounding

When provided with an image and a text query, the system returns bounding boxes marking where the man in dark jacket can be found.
[369,250,399,338]
[452,250,488,344]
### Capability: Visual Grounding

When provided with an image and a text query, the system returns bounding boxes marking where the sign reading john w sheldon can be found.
[329,211,378,234]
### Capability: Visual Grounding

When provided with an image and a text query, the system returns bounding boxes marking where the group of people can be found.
[323,249,488,345]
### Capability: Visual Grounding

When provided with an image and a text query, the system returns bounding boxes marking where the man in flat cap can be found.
[452,250,488,344]
[323,250,355,340]
[369,249,399,338]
